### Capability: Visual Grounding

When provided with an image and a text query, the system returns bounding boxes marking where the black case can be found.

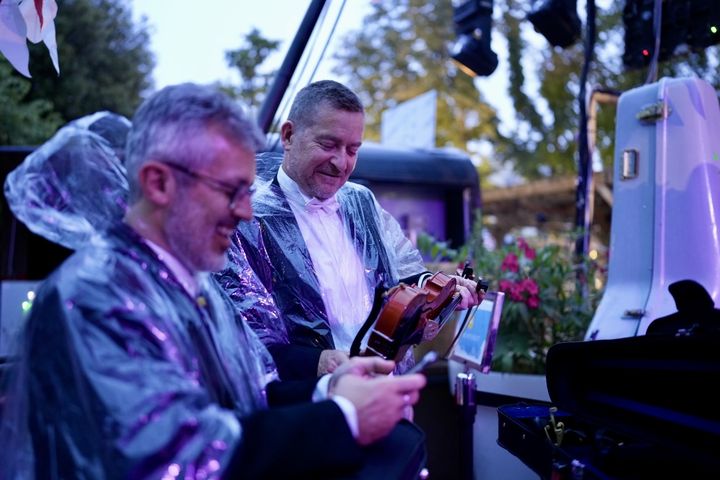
[497,334,720,479]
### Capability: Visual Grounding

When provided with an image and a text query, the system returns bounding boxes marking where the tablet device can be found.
[448,291,505,373]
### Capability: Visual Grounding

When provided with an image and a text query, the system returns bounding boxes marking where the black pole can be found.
[257,0,328,133]
[574,0,596,259]
[456,372,477,480]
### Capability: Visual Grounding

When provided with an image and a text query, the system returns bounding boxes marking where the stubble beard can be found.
[165,200,227,274]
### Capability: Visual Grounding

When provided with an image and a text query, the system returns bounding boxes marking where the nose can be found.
[329,150,352,171]
[230,196,252,221]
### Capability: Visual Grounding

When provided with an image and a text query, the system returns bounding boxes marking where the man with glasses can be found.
[1,83,427,479]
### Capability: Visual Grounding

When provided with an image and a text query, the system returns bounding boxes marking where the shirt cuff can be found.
[312,374,359,439]
[417,272,433,288]
[313,374,332,401]
[330,395,359,439]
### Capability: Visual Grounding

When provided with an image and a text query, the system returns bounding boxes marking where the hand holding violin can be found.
[317,349,350,375]
[449,274,485,310]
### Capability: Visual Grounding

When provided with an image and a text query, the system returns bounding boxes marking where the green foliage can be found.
[416,232,467,265]
[498,0,720,179]
[332,0,507,165]
[1,0,155,142]
[0,62,62,145]
[476,237,603,374]
[224,28,281,110]
[332,0,720,181]
[418,211,604,374]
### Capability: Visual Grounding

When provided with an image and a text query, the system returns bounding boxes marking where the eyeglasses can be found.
[162,162,255,208]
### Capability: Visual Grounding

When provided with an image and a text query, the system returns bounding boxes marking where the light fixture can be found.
[450,0,499,77]
[527,0,581,48]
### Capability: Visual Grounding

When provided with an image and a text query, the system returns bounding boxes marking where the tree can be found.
[0,61,62,145]
[332,0,720,181]
[332,0,508,171]
[2,0,154,136]
[224,28,281,112]
[498,0,720,178]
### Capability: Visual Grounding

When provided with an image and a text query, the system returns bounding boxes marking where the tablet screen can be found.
[449,291,505,373]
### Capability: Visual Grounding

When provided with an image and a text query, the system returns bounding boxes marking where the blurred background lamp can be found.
[451,29,499,77]
[450,0,499,76]
[527,0,582,48]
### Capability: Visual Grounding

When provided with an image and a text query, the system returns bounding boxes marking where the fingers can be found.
[451,275,481,308]
[317,349,350,376]
[390,373,427,392]
[337,373,426,445]
[368,357,395,375]
[331,356,396,381]
[344,356,396,375]
[455,285,477,310]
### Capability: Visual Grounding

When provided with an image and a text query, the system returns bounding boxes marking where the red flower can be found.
[517,238,536,260]
[509,282,524,302]
[499,279,514,293]
[521,278,539,296]
[527,296,540,309]
[500,253,519,272]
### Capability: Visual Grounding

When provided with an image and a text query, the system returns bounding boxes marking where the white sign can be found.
[381,90,437,149]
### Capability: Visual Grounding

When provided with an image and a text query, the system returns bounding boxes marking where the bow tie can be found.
[305,197,340,215]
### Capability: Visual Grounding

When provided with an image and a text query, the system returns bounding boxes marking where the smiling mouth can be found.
[216,225,235,238]
[318,171,341,178]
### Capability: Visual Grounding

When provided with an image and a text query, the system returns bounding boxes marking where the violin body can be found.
[362,272,459,362]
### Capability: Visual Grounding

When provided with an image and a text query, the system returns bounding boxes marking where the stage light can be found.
[624,0,720,70]
[450,0,499,77]
[527,0,581,48]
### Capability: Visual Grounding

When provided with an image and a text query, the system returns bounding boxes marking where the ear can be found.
[138,161,174,207]
[280,121,294,149]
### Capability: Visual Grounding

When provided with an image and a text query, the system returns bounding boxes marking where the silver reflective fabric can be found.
[3,111,130,250]
[219,153,426,367]
[0,114,279,479]
[0,226,278,479]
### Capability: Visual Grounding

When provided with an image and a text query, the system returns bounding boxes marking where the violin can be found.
[349,264,489,363]
[362,272,457,361]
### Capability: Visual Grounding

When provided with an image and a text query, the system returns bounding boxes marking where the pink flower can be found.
[521,278,539,296]
[517,238,536,260]
[509,282,524,302]
[527,296,540,309]
[499,279,514,293]
[501,253,519,272]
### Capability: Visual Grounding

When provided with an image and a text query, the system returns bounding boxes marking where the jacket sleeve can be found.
[267,343,324,380]
[216,222,289,347]
[226,401,363,479]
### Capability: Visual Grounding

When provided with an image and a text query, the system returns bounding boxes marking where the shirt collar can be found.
[144,239,201,297]
[278,165,340,214]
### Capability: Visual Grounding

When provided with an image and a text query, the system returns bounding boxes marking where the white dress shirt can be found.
[277,166,373,353]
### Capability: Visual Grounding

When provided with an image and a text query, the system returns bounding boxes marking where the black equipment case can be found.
[497,334,720,479]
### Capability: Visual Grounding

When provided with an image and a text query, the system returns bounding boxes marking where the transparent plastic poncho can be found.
[3,111,130,249]
[218,152,427,361]
[0,115,279,479]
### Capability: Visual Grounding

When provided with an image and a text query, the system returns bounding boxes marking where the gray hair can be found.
[125,83,264,201]
[287,80,364,131]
